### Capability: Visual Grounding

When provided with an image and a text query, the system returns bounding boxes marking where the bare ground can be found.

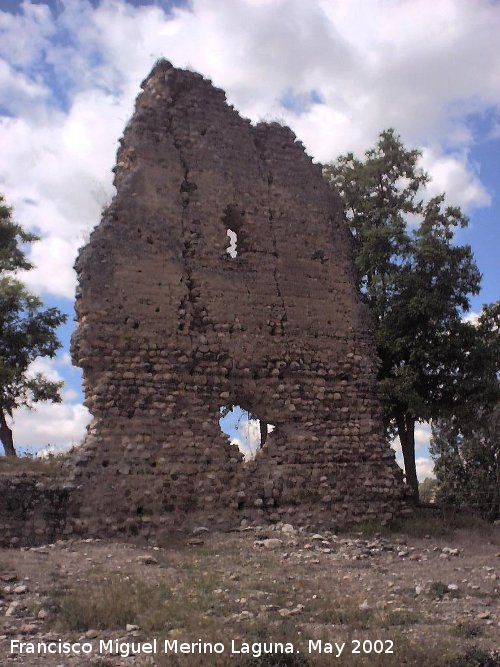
[1,511,499,666]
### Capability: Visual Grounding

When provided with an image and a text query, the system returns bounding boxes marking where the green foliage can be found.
[0,194,67,456]
[430,302,500,521]
[419,477,438,504]
[429,581,452,600]
[452,621,483,639]
[447,648,500,667]
[242,654,311,667]
[430,403,500,521]
[324,129,482,499]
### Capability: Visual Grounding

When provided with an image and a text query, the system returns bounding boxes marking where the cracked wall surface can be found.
[68,60,406,539]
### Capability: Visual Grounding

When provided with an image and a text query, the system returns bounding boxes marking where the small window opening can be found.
[226,229,238,257]
[219,404,275,461]
[222,204,245,258]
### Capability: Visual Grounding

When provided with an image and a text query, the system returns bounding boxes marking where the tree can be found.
[430,404,500,521]
[418,477,438,504]
[430,302,500,520]
[0,195,67,457]
[324,130,481,502]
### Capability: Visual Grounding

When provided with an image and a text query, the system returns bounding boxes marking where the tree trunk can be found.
[259,420,268,447]
[395,410,419,504]
[0,409,16,457]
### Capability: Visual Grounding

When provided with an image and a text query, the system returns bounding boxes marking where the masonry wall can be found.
[67,60,406,540]
[0,474,70,547]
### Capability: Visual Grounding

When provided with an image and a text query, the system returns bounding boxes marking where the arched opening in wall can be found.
[219,405,275,461]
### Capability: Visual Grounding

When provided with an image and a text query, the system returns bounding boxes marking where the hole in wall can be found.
[219,404,275,461]
[222,204,245,258]
[226,229,238,257]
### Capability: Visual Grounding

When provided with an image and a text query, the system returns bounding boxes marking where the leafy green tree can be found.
[430,404,500,521]
[0,195,67,457]
[324,130,481,502]
[430,302,500,520]
[418,477,438,504]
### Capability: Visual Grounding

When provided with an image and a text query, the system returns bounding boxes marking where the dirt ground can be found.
[1,512,499,666]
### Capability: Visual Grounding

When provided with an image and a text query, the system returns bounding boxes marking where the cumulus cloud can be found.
[416,456,435,480]
[11,400,90,454]
[226,410,275,460]
[230,416,261,460]
[1,0,499,451]
[1,0,498,300]
[420,148,491,210]
[392,421,434,481]
[462,310,481,325]
[5,355,91,455]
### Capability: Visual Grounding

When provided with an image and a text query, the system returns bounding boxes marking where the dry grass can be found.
[45,551,486,667]
[23,526,495,667]
[0,453,64,477]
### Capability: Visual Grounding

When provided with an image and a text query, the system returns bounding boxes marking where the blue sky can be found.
[0,0,499,477]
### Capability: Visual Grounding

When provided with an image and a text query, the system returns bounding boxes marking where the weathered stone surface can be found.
[66,59,406,536]
[0,60,406,547]
[0,473,70,547]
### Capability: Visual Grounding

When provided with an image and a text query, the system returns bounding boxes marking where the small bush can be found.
[382,609,420,626]
[448,648,500,667]
[430,581,452,599]
[452,621,483,638]
[242,653,311,667]
[53,576,172,632]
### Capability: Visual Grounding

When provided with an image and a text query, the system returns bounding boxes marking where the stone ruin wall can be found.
[0,61,406,547]
[0,473,69,547]
[63,60,407,540]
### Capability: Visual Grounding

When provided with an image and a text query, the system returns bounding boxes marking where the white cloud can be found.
[416,457,435,481]
[0,1,54,68]
[392,422,433,481]
[10,401,90,454]
[26,356,63,383]
[420,148,491,210]
[228,412,275,460]
[231,417,261,460]
[0,0,498,300]
[462,310,480,325]
[1,0,499,454]
[3,355,91,455]
[0,60,49,115]
[414,423,431,453]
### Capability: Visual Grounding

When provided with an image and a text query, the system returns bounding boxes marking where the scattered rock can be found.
[13,585,28,594]
[126,624,140,632]
[5,601,19,617]
[442,547,460,556]
[278,605,304,617]
[254,538,283,550]
[19,624,38,634]
[136,555,158,565]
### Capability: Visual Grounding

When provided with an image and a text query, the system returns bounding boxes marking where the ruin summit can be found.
[1,61,407,546]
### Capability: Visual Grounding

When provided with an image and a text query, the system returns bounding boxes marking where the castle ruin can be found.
[0,61,406,545]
